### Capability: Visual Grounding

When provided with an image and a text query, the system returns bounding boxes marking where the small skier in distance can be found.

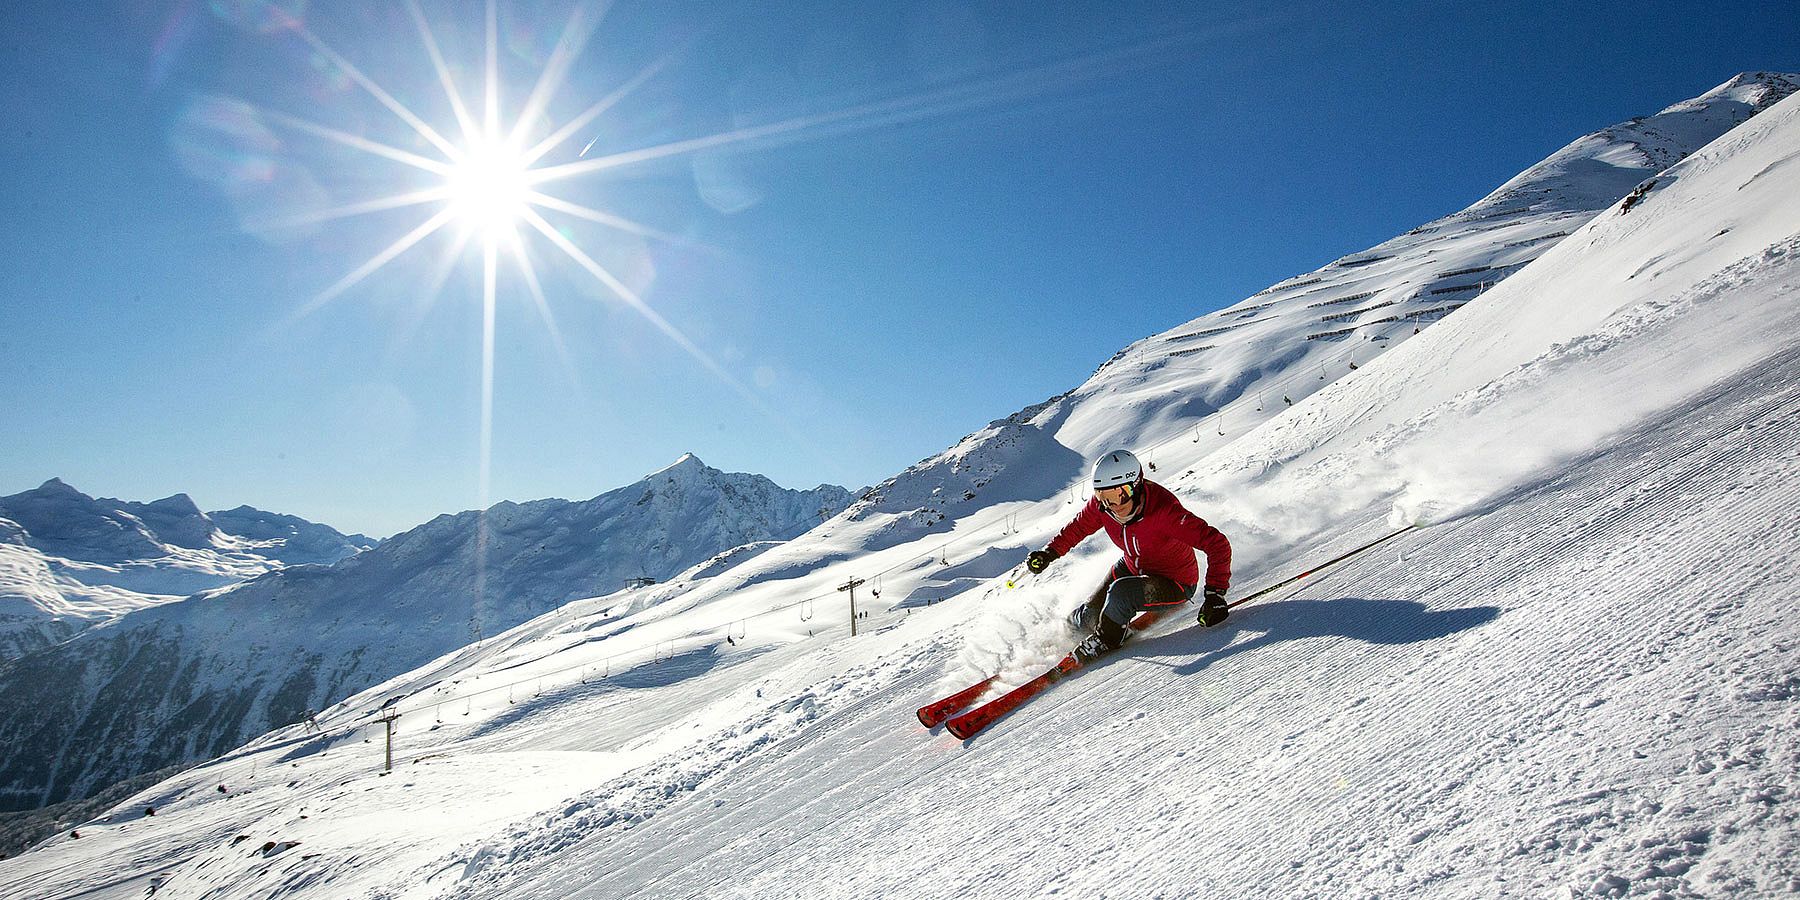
[1025,449,1232,663]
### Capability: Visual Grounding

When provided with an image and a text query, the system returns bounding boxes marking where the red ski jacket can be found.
[1046,480,1232,593]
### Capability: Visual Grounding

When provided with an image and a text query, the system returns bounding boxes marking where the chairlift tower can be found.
[838,576,866,636]
[376,698,402,774]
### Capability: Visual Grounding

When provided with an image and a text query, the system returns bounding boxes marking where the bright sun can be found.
[445,135,531,239]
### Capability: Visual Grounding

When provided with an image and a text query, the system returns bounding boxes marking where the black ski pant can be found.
[1072,560,1196,650]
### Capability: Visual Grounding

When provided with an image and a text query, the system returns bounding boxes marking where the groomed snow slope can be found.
[2,77,1797,899]
[491,356,1800,900]
[467,85,1800,899]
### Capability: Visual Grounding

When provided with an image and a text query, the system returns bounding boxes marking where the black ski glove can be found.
[1196,587,1229,627]
[1025,549,1058,574]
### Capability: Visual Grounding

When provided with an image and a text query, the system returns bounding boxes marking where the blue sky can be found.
[2,0,1795,537]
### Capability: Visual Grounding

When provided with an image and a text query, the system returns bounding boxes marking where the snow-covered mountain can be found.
[2,72,1798,897]
[836,71,1799,563]
[0,456,851,812]
[205,506,378,567]
[0,479,374,660]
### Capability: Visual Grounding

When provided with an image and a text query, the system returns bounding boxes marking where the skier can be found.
[1025,449,1232,662]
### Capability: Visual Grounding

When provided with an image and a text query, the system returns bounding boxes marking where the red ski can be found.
[916,676,996,728]
[944,652,1084,739]
[918,612,1163,729]
[937,610,1167,739]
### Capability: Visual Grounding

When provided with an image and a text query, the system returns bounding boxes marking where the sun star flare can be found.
[445,134,533,241]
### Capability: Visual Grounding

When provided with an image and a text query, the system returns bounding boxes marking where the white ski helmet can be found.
[1091,449,1143,492]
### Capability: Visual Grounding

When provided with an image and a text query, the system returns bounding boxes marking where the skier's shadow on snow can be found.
[1141,598,1501,676]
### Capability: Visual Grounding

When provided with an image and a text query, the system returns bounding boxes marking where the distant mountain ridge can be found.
[0,477,375,566]
[0,479,374,660]
[0,457,851,811]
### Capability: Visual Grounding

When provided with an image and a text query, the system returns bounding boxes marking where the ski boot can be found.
[1072,629,1116,666]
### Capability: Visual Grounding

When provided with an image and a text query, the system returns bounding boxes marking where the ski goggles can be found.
[1097,483,1136,506]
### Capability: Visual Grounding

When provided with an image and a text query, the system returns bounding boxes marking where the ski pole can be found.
[1003,562,1030,589]
[1229,523,1418,608]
